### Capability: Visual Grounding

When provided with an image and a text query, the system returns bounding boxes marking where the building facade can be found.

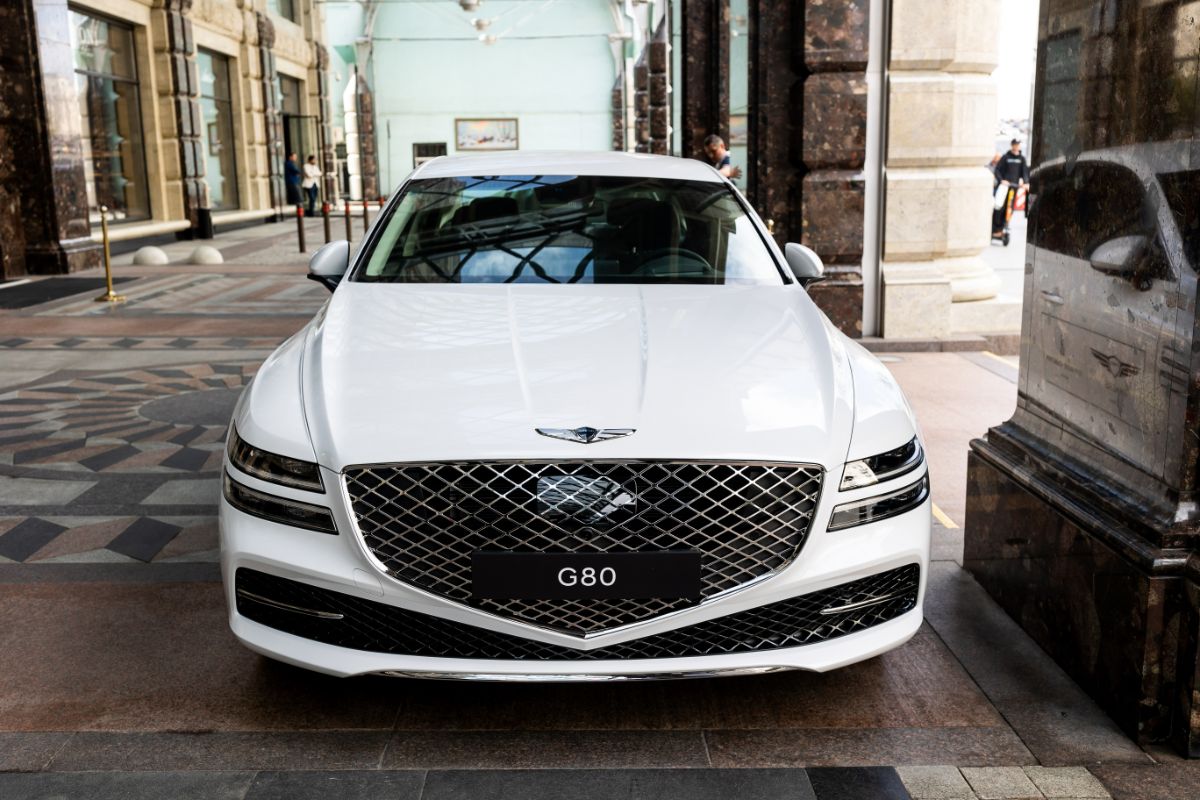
[0,0,332,277]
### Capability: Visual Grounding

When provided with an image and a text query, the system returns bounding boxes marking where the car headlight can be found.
[227,426,324,491]
[828,474,930,531]
[839,437,923,491]
[223,472,337,534]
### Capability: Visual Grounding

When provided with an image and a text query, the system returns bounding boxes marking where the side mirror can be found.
[307,240,350,292]
[784,243,825,287]
[1089,234,1147,276]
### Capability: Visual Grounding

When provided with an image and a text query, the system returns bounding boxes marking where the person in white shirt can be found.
[301,155,322,215]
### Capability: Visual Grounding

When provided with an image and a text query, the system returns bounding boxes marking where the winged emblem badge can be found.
[1090,349,1139,378]
[535,427,635,444]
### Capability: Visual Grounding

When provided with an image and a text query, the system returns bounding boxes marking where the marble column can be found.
[735,0,866,336]
[154,0,209,235]
[648,20,670,156]
[965,0,1200,754]
[357,80,379,201]
[880,0,1000,338]
[633,50,650,153]
[313,44,336,203]
[0,0,99,277]
[610,75,624,151]
[797,0,869,336]
[678,0,728,160]
[256,12,284,216]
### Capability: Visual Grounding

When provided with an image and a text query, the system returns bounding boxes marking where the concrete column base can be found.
[880,260,953,338]
[944,254,1001,301]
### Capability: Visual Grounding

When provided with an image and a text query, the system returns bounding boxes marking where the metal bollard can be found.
[93,205,126,304]
[322,202,331,244]
[344,201,352,240]
[296,205,306,253]
[377,196,385,209]
[362,199,370,234]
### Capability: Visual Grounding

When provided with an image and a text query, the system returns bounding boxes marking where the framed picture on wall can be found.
[455,118,519,151]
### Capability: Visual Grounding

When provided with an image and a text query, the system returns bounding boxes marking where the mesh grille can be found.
[235,564,921,661]
[342,460,824,634]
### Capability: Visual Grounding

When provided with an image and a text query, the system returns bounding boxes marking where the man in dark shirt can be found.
[703,134,742,180]
[992,139,1029,237]
[284,152,302,206]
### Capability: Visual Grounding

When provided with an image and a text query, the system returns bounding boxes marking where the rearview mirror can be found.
[307,240,351,292]
[784,243,825,287]
[1089,235,1147,276]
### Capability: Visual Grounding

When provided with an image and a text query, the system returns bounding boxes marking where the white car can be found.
[220,151,930,680]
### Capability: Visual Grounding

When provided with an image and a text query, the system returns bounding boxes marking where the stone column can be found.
[0,0,99,277]
[648,20,670,156]
[255,12,284,216]
[356,80,379,201]
[632,50,649,153]
[313,43,336,203]
[798,0,870,337]
[610,75,624,151]
[153,0,209,235]
[880,0,999,338]
[678,0,728,159]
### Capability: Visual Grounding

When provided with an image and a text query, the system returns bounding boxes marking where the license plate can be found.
[471,551,701,600]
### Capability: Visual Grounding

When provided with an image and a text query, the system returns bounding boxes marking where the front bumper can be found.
[219,467,930,679]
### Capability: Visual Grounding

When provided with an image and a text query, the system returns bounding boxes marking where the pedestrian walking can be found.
[284,152,302,207]
[992,138,1029,240]
[702,134,742,180]
[302,155,321,215]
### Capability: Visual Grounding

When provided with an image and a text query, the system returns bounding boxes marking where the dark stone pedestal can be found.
[965,431,1193,750]
[963,0,1199,756]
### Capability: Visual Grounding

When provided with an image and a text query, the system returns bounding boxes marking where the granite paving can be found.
[0,222,1194,798]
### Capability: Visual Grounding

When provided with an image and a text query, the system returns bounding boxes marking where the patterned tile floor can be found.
[0,227,1195,799]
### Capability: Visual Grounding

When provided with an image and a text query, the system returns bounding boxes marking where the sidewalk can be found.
[0,223,1195,799]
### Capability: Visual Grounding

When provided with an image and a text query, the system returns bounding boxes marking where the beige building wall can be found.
[71,0,328,240]
[880,0,1006,338]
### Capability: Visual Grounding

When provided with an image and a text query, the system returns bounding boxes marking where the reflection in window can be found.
[70,10,150,223]
[198,50,239,211]
[1032,163,1146,259]
[1159,170,1200,270]
[357,175,784,285]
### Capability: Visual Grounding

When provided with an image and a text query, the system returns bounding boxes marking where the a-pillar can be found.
[0,0,99,277]
[880,0,999,338]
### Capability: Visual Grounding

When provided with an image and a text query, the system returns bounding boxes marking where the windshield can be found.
[354,174,784,285]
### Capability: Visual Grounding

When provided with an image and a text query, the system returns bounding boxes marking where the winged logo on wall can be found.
[1090,349,1139,378]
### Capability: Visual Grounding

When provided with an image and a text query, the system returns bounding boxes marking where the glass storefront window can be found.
[198,50,240,211]
[70,10,150,224]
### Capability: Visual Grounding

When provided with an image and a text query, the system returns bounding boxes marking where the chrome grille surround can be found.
[342,460,824,635]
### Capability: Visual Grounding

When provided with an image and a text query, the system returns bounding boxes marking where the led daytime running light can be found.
[828,474,929,531]
[223,472,337,534]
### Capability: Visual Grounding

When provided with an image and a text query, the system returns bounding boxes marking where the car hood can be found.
[302,283,854,470]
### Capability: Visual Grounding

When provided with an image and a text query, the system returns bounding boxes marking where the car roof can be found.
[412,150,725,183]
